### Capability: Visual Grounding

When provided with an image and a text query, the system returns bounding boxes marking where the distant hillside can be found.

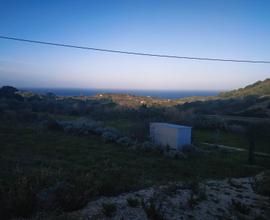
[219,78,270,98]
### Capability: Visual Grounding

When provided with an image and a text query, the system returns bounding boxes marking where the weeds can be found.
[185,179,207,209]
[187,193,199,209]
[0,176,37,219]
[142,197,165,220]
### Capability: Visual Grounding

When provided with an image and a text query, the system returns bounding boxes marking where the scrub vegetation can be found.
[0,79,270,219]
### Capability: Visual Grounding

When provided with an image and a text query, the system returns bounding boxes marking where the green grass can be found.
[193,129,270,154]
[0,123,268,219]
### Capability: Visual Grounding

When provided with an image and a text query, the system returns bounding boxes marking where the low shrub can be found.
[251,171,270,196]
[126,197,140,207]
[102,202,117,217]
[142,197,165,220]
[116,136,134,147]
[140,141,156,151]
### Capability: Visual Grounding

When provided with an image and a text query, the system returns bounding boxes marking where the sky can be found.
[0,0,270,91]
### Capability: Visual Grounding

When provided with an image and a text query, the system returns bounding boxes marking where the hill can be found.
[219,78,270,98]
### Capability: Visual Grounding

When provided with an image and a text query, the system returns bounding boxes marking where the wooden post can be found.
[246,125,256,165]
[248,138,255,165]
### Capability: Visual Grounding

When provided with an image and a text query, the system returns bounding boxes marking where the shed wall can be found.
[150,123,178,149]
[150,123,191,150]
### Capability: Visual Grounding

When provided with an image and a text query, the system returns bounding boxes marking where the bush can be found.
[102,202,117,217]
[231,199,250,215]
[92,126,105,135]
[140,141,156,151]
[251,171,270,196]
[45,118,63,131]
[102,131,119,142]
[126,197,140,207]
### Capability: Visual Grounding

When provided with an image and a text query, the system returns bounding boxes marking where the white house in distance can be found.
[150,122,192,150]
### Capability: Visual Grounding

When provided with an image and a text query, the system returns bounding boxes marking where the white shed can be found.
[150,122,192,150]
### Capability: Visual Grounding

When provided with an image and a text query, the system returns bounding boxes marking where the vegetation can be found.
[231,199,251,215]
[142,198,165,220]
[0,122,266,219]
[102,202,117,217]
[193,129,270,154]
[126,197,140,207]
[0,79,270,219]
[219,78,270,98]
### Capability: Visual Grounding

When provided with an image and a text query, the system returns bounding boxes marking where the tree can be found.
[0,86,23,100]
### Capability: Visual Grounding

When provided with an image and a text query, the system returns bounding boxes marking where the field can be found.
[1,122,269,219]
[193,129,270,154]
[104,118,270,154]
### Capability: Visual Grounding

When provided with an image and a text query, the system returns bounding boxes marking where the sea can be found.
[22,88,221,99]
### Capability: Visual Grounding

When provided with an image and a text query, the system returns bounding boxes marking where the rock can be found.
[80,173,270,220]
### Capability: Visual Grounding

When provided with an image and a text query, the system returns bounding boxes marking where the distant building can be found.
[150,122,192,150]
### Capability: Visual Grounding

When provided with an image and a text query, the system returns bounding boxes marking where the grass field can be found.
[193,129,270,154]
[1,122,269,219]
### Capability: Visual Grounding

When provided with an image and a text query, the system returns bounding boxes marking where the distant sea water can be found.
[22,88,221,99]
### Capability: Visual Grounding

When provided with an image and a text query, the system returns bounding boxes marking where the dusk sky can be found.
[0,0,270,90]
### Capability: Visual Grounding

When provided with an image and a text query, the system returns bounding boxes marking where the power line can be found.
[0,35,270,64]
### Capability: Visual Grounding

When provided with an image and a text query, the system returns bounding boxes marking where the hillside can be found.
[219,78,270,98]
[91,79,270,108]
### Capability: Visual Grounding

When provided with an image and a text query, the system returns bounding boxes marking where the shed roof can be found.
[151,122,192,129]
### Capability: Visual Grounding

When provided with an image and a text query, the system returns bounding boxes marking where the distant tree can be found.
[0,86,23,100]
[0,86,18,94]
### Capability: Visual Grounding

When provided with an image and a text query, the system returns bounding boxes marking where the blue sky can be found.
[0,0,269,90]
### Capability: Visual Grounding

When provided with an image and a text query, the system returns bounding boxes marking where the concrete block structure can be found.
[150,122,192,150]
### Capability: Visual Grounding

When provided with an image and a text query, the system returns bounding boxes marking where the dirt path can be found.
[203,142,270,158]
